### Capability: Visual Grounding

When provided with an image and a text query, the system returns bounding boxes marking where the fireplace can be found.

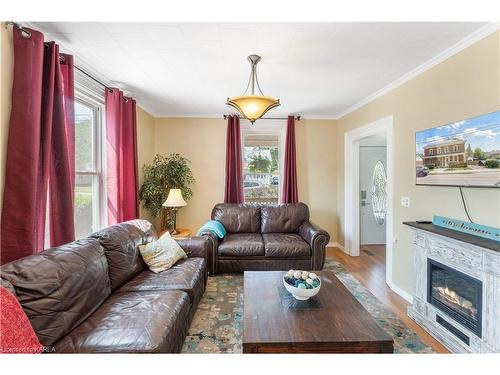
[427,259,482,338]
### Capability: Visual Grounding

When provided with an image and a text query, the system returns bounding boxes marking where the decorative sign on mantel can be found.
[432,215,499,243]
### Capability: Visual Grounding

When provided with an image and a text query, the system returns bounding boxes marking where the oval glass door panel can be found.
[371,160,387,225]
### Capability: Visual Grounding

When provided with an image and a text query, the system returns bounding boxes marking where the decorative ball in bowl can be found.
[283,270,321,300]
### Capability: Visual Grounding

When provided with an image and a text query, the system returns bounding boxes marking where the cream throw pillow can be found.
[139,231,187,273]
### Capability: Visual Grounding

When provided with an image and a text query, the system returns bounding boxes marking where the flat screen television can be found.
[415,111,500,188]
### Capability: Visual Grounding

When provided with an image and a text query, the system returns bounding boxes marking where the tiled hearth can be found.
[407,227,500,353]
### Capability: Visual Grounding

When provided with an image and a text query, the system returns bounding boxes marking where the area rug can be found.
[181,259,435,353]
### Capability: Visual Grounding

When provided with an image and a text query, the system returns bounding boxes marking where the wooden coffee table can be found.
[243,271,394,353]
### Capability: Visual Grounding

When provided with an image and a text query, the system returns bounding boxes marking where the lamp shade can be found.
[226,95,280,124]
[162,189,187,208]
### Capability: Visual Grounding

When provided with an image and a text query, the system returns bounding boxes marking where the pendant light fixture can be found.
[226,55,280,124]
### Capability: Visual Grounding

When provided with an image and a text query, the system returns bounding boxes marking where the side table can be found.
[159,228,192,239]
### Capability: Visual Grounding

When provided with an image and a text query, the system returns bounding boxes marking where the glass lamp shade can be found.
[226,95,280,123]
[162,189,187,208]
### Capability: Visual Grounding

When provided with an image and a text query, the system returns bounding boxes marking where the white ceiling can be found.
[30,22,490,118]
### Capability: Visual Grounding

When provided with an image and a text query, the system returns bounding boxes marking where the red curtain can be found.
[47,47,76,247]
[1,28,75,264]
[105,88,139,225]
[224,115,244,204]
[282,115,298,203]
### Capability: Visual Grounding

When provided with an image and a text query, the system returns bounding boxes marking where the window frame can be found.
[241,120,285,203]
[74,70,107,236]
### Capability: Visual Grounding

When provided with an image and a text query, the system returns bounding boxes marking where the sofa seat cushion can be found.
[218,233,264,257]
[53,291,190,353]
[117,258,206,306]
[263,233,311,258]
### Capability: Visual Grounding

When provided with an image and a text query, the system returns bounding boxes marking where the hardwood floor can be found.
[327,245,449,353]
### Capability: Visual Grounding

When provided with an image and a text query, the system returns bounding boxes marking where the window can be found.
[371,160,387,226]
[453,145,459,152]
[429,149,433,155]
[74,72,106,239]
[444,146,449,153]
[242,122,283,203]
[437,147,441,154]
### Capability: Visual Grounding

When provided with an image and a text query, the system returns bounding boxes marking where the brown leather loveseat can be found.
[0,219,209,353]
[199,203,330,274]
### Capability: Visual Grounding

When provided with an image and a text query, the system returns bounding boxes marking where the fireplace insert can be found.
[427,259,482,337]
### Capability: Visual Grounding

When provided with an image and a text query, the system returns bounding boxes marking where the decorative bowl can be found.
[282,270,321,300]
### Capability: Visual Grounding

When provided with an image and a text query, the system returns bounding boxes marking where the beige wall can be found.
[152,117,338,238]
[295,119,337,240]
[0,27,13,216]
[153,118,226,231]
[335,31,500,294]
[136,106,156,223]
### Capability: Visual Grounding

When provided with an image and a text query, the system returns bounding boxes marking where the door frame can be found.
[344,115,394,288]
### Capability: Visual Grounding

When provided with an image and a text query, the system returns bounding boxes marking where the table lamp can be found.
[162,188,187,235]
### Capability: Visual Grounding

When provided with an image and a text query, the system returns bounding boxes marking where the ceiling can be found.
[30,22,490,118]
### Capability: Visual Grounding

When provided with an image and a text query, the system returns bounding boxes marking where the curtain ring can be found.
[20,29,31,39]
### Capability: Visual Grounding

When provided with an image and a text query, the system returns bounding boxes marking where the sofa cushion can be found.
[261,203,310,233]
[91,219,156,290]
[218,233,265,257]
[53,291,190,353]
[212,204,261,233]
[0,238,111,346]
[117,258,206,306]
[263,233,311,258]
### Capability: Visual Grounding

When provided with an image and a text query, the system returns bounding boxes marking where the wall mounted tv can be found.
[415,111,500,188]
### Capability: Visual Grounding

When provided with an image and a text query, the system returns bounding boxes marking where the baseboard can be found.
[327,241,344,251]
[387,279,413,304]
[328,241,414,304]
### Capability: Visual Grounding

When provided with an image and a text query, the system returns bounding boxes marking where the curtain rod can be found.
[6,22,108,90]
[74,65,108,89]
[223,115,301,121]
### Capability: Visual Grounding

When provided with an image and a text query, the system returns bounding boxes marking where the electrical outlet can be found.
[401,196,411,207]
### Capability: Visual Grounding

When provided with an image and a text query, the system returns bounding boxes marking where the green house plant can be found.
[139,153,195,230]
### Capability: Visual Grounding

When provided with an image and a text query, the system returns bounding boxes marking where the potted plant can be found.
[139,153,195,230]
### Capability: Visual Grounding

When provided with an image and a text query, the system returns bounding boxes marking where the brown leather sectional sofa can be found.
[0,219,209,353]
[199,203,330,274]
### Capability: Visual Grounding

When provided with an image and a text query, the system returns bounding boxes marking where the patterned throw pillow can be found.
[139,231,187,273]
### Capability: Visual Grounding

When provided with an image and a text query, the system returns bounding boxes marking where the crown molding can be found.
[145,23,500,121]
[152,113,340,120]
[153,113,225,119]
[334,22,500,120]
[23,22,499,121]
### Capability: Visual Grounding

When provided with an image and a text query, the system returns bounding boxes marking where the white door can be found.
[360,146,387,245]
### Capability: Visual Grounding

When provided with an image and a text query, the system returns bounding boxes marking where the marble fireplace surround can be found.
[404,222,500,353]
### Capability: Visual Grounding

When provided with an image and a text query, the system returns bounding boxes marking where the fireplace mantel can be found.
[403,222,500,253]
[404,222,500,353]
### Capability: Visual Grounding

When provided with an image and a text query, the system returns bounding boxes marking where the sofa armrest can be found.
[176,236,212,275]
[197,231,219,276]
[299,221,330,270]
